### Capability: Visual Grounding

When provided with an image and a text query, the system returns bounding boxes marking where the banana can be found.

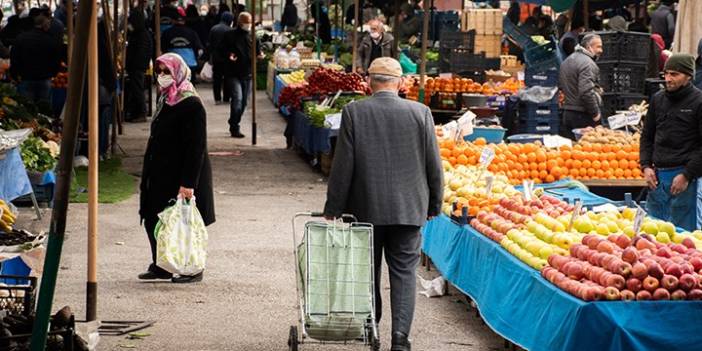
[0,220,11,233]
[1,212,14,225]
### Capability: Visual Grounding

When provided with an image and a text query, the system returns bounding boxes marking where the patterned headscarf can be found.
[155,53,199,106]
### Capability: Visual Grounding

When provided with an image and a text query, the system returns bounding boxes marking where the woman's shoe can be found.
[138,270,172,280]
[171,272,204,283]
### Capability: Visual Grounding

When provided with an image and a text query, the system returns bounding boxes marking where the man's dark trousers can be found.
[227,77,251,134]
[373,225,421,336]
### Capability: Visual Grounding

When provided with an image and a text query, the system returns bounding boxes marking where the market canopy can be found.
[514,0,643,13]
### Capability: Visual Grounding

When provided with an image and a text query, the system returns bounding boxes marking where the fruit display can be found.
[51,72,68,89]
[0,199,16,232]
[438,137,642,184]
[278,68,370,110]
[576,126,640,145]
[278,83,309,110]
[279,70,306,85]
[442,162,521,217]
[405,77,523,104]
[542,233,702,301]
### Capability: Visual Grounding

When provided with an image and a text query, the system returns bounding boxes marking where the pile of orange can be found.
[405,77,524,102]
[439,138,642,185]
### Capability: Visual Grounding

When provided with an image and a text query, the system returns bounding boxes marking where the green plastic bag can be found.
[399,52,417,74]
[155,198,208,276]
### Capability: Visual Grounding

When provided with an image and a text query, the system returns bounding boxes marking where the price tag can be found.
[324,113,342,130]
[485,175,494,197]
[456,110,476,140]
[479,147,495,167]
[607,112,642,130]
[567,201,583,231]
[439,73,453,79]
[442,121,458,140]
[522,180,533,201]
[543,135,573,149]
[517,71,525,81]
[633,206,646,234]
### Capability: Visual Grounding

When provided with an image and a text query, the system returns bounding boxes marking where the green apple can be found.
[642,221,659,235]
[656,231,671,244]
[659,221,675,236]
[621,207,636,220]
[574,217,595,233]
[693,230,702,240]
[623,226,636,238]
[596,223,610,236]
[538,245,554,260]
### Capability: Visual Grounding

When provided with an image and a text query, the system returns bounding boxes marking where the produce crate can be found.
[439,30,475,50]
[13,183,55,207]
[0,275,37,317]
[464,127,506,143]
[441,50,500,77]
[592,31,651,63]
[474,34,502,58]
[601,93,647,118]
[523,39,561,67]
[502,16,539,50]
[461,9,503,35]
[598,61,647,94]
[524,65,559,87]
[518,96,559,121]
[516,118,560,134]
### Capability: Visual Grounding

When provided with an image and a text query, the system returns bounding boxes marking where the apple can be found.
[604,286,621,300]
[621,247,639,264]
[656,247,673,259]
[626,278,642,293]
[687,289,702,300]
[647,261,665,279]
[682,237,697,250]
[643,276,660,292]
[636,238,657,251]
[670,256,686,264]
[665,263,683,278]
[601,255,618,269]
[564,262,584,280]
[653,288,671,300]
[639,249,653,258]
[597,241,616,254]
[582,286,603,301]
[615,235,631,249]
[661,275,679,291]
[631,262,648,280]
[636,290,652,300]
[606,274,626,290]
[620,289,636,301]
[679,274,698,292]
[671,244,688,255]
[671,290,687,300]
[689,257,702,272]
[608,260,632,277]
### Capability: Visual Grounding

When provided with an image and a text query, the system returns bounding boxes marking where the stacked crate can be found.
[516,95,560,134]
[461,9,503,58]
[594,31,650,118]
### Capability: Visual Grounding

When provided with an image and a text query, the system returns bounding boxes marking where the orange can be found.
[616,150,628,160]
[614,169,624,178]
[581,142,592,152]
[607,152,617,161]
[545,175,556,183]
[569,168,579,177]
[620,159,629,169]
[452,148,463,157]
[440,148,451,158]
[604,169,614,179]
[530,170,540,179]
[551,167,562,178]
[582,159,592,169]
[573,144,583,151]
[536,150,547,162]
[623,144,633,152]
[602,144,612,153]
[557,158,565,167]
[528,162,537,171]
[518,154,529,163]
[572,151,583,161]
[539,170,549,179]
[468,156,478,165]
[547,159,558,171]
[488,164,498,172]
[592,144,603,153]
[587,168,596,177]
[457,154,468,165]
[565,159,574,169]
[596,169,605,178]
[527,152,537,162]
[601,160,610,169]
[579,168,588,177]
[520,170,529,179]
[449,157,457,165]
[632,168,641,178]
[560,150,572,160]
[624,169,633,178]
[538,162,547,171]
[534,178,543,184]
[474,137,487,146]
[592,160,601,169]
[628,152,638,161]
[514,162,523,171]
[572,160,582,169]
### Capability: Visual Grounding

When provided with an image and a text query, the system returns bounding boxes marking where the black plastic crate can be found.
[13,183,55,207]
[523,38,561,67]
[0,275,37,317]
[440,30,475,50]
[598,61,647,94]
[595,31,651,63]
[518,96,559,120]
[517,119,560,134]
[601,93,647,118]
[525,66,559,87]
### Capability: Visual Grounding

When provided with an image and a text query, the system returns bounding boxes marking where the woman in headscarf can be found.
[139,53,215,284]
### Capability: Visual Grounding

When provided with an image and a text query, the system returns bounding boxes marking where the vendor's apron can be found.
[646,167,698,231]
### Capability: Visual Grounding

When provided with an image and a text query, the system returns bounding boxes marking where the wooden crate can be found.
[461,9,503,35]
[474,34,502,58]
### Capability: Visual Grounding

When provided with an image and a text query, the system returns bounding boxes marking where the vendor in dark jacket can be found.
[640,54,702,231]
[356,19,396,75]
[9,14,61,105]
[139,53,215,283]
[207,11,234,104]
[161,11,204,72]
[125,5,153,122]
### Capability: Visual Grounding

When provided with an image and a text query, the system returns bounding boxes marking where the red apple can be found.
[671,290,687,300]
[681,263,694,275]
[564,262,584,280]
[661,275,679,291]
[687,289,702,300]
[671,244,688,255]
[626,278,642,293]
[582,286,603,301]
[621,247,639,264]
[636,290,652,300]
[604,286,621,300]
[597,241,616,254]
[620,289,636,301]
[670,256,686,264]
[665,263,683,278]
[682,237,697,250]
[656,247,673,258]
[608,260,632,277]
[647,261,665,279]
[679,274,698,292]
[601,255,618,269]
[636,238,657,251]
[653,288,671,300]
[639,249,653,258]
[586,236,602,250]
[688,257,702,272]
[606,274,626,290]
[643,276,660,292]
[589,252,604,266]
[615,235,632,250]
[631,262,648,280]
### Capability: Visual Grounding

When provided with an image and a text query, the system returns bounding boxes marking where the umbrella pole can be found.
[252,0,258,145]
[351,0,358,73]
[418,0,429,104]
[86,0,99,322]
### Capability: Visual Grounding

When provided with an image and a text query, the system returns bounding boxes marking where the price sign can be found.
[608,112,642,130]
[442,121,458,140]
[633,206,646,234]
[485,176,494,197]
[325,113,342,130]
[479,147,495,167]
[567,201,583,231]
[456,110,476,140]
[522,180,533,201]
[543,135,573,149]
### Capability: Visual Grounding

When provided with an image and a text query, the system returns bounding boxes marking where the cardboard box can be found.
[461,9,503,35]
[475,34,502,58]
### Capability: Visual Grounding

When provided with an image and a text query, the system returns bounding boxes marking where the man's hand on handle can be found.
[643,167,657,190]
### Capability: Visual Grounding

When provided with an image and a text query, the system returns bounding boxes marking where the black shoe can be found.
[171,272,204,283]
[391,332,411,351]
[230,131,245,138]
[138,269,172,280]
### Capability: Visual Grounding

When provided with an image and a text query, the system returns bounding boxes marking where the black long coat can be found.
[139,96,215,226]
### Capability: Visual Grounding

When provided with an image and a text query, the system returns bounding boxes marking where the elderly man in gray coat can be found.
[324,57,444,351]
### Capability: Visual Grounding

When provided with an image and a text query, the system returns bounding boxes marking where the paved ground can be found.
[23,85,504,350]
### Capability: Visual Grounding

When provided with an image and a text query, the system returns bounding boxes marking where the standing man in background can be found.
[356,19,395,75]
[651,0,676,49]
[125,3,153,123]
[208,11,234,105]
[219,12,262,138]
[324,58,443,351]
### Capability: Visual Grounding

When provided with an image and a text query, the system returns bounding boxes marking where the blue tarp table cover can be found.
[516,179,613,207]
[422,215,702,351]
[273,74,287,107]
[0,147,33,202]
[292,110,334,155]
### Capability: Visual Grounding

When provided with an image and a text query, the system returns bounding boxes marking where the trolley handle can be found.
[302,212,357,222]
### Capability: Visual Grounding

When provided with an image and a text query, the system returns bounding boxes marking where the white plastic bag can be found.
[155,198,208,276]
[199,62,213,82]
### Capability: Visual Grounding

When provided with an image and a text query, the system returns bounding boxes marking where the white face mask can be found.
[370,32,381,40]
[158,74,174,88]
[240,23,251,31]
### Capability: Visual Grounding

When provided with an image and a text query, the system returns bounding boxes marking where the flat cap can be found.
[367,57,403,77]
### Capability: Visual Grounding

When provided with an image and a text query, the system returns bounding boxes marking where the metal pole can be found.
[315,0,320,59]
[86,0,99,322]
[155,0,161,57]
[583,0,589,30]
[112,0,120,155]
[30,0,93,347]
[351,0,358,72]
[418,0,429,104]
[251,0,257,145]
[67,0,74,65]
[259,0,263,24]
[392,0,399,58]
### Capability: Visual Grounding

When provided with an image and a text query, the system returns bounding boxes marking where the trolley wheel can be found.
[370,336,380,351]
[288,326,299,351]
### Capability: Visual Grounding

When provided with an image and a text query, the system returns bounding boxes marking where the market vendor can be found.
[640,54,702,231]
[558,33,603,140]
[394,4,420,43]
[356,19,396,75]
